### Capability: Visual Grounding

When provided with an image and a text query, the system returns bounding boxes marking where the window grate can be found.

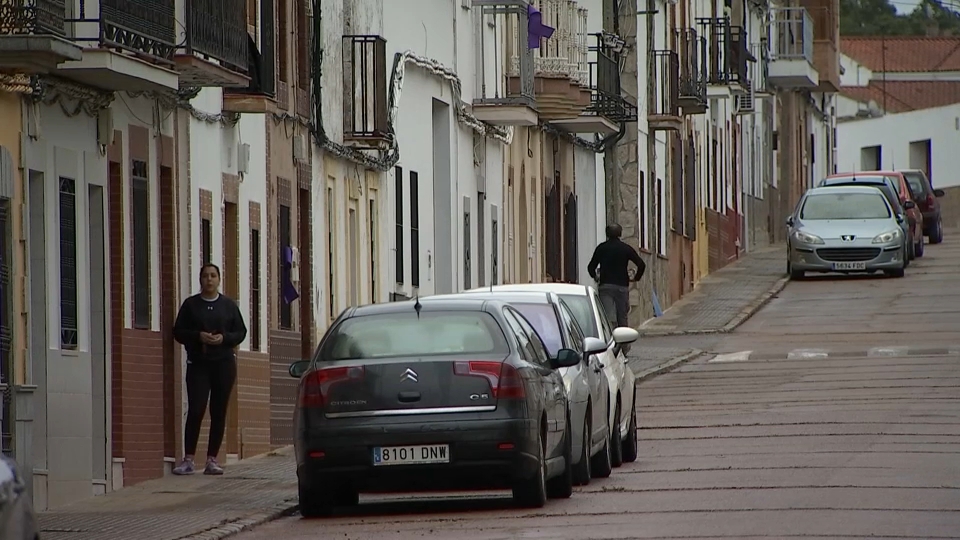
[58,178,78,348]
[131,161,151,328]
[250,228,261,351]
[279,203,292,330]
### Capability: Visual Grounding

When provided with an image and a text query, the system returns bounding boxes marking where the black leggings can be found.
[184,358,237,457]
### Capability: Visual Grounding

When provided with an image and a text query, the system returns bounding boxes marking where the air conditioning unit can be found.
[735,81,756,115]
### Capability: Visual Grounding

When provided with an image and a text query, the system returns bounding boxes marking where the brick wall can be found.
[108,126,167,486]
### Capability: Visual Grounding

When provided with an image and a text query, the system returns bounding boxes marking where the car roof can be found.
[467,283,592,297]
[822,176,888,184]
[344,297,508,317]
[806,185,889,196]
[433,290,556,305]
[830,171,904,178]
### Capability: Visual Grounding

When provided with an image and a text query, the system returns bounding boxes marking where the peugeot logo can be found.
[400,368,419,383]
[841,235,855,242]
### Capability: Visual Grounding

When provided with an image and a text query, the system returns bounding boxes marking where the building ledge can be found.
[0,35,83,72]
[222,93,278,114]
[768,59,820,89]
[58,49,179,92]
[472,100,539,127]
[550,114,619,134]
[649,114,683,131]
[175,54,249,88]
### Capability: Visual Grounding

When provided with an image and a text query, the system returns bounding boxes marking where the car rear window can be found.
[320,311,509,360]
[801,192,892,220]
[511,303,564,356]
[902,173,928,196]
[558,294,598,338]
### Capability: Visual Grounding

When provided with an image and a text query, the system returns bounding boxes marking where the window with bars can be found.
[201,218,212,264]
[277,0,288,83]
[410,171,420,288]
[369,198,378,302]
[463,197,471,290]
[279,203,292,330]
[250,228,261,351]
[477,194,485,286]
[58,177,78,349]
[491,206,499,285]
[394,166,404,284]
[327,186,336,319]
[131,161,151,329]
[0,198,10,455]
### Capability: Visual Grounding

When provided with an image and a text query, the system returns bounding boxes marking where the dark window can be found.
[463,199,471,290]
[277,0,288,83]
[250,228,261,351]
[491,210,499,285]
[410,171,420,288]
[279,203,292,330]
[369,198,377,302]
[201,218,212,264]
[296,0,310,89]
[0,198,11,455]
[59,178,78,349]
[684,138,698,240]
[327,187,335,319]
[394,166,404,284]
[671,134,684,233]
[131,160,151,329]
[477,194,485,286]
[259,0,276,95]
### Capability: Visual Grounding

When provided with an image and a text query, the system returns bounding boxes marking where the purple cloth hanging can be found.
[282,245,300,304]
[528,4,555,49]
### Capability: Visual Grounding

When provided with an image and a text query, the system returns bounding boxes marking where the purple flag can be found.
[527,4,555,49]
[281,245,300,304]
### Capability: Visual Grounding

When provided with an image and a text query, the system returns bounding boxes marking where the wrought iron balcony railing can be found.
[729,25,750,84]
[769,7,814,63]
[473,0,534,107]
[65,0,177,65]
[0,0,67,36]
[183,0,248,74]
[696,17,739,86]
[585,32,637,122]
[677,28,707,104]
[650,50,679,117]
[343,34,388,141]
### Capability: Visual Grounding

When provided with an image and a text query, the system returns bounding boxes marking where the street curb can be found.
[639,275,790,337]
[634,349,705,383]
[177,498,299,540]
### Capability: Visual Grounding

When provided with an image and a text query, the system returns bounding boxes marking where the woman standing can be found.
[172,263,248,475]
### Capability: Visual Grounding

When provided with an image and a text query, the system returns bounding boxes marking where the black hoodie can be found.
[173,293,248,362]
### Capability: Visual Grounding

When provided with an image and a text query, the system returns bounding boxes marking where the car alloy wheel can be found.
[572,413,592,485]
[513,427,547,508]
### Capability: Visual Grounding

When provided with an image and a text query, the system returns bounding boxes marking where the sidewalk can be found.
[639,245,787,337]
[38,447,298,540]
[626,245,788,375]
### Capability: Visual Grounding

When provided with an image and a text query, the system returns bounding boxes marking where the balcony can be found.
[648,50,681,132]
[0,0,82,72]
[57,0,179,91]
[223,0,276,113]
[552,33,637,135]
[174,0,249,87]
[767,7,818,89]
[503,0,591,124]
[676,28,707,115]
[342,34,389,148]
[471,0,538,126]
[696,17,750,99]
[802,0,840,92]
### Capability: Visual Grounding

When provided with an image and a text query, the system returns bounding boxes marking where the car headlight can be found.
[793,230,824,244]
[872,229,901,243]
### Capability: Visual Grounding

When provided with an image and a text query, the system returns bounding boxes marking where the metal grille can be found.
[816,248,882,262]
[59,177,78,349]
[201,218,212,264]
[651,50,680,117]
[250,229,261,351]
[184,0,248,72]
[463,202,471,290]
[491,210,499,285]
[0,0,66,35]
[394,167,404,284]
[410,172,420,288]
[677,28,707,105]
[684,138,698,240]
[99,0,176,62]
[0,200,12,456]
[342,35,388,141]
[278,204,292,330]
[131,162,151,328]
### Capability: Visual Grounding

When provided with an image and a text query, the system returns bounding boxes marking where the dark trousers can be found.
[598,284,630,329]
[184,357,237,457]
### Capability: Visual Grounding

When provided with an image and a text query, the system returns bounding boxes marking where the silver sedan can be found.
[786,185,908,279]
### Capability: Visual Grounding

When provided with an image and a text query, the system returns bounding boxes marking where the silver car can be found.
[0,455,39,540]
[786,185,907,279]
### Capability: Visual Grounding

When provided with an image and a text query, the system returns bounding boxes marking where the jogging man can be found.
[587,224,646,328]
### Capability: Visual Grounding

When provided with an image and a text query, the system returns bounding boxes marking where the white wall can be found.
[840,53,873,87]
[837,102,960,189]
[383,0,505,296]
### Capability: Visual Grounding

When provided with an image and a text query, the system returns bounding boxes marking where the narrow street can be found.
[231,238,960,539]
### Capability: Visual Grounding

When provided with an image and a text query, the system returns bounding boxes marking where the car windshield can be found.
[511,303,564,356]
[320,311,509,360]
[801,192,892,220]
[558,294,598,338]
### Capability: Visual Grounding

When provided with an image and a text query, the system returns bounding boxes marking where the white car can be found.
[468,283,641,466]
[447,290,614,484]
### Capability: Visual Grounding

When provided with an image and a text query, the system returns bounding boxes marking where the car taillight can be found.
[298,366,365,407]
[927,194,935,206]
[453,361,525,399]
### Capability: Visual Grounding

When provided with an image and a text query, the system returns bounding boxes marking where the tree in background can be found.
[841,0,960,35]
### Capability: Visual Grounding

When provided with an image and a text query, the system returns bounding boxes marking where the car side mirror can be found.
[903,200,916,209]
[552,348,581,369]
[612,327,640,345]
[934,188,945,197]
[896,213,904,223]
[785,216,795,227]
[289,360,310,378]
[582,337,608,355]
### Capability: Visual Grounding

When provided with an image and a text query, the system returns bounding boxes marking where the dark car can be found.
[289,297,579,516]
[899,169,946,244]
[0,455,39,540]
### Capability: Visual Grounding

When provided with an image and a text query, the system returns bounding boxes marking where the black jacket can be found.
[173,294,247,362]
[587,238,646,287]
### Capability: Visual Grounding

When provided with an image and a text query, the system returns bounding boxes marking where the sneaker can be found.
[204,457,224,476]
[172,458,195,475]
